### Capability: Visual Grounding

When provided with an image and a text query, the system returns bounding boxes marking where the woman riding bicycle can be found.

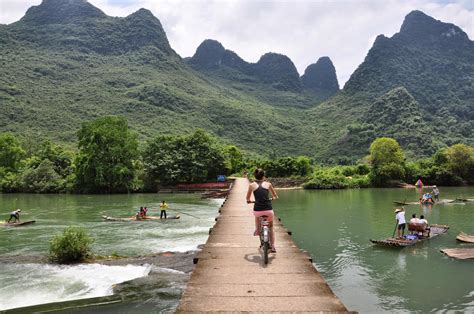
[246,168,278,253]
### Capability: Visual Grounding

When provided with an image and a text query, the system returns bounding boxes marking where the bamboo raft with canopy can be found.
[456,232,474,243]
[370,224,449,247]
[102,215,180,221]
[441,248,474,260]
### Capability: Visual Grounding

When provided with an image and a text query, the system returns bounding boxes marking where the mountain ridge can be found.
[311,9,473,161]
[0,2,472,162]
[188,38,339,99]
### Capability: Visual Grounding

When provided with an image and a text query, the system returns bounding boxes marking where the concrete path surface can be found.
[177,178,354,313]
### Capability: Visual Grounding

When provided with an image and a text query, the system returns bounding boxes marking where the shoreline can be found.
[274,186,303,190]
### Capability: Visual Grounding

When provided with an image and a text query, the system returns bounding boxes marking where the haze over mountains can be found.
[0,0,472,162]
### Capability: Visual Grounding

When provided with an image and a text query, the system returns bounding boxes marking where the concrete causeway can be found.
[177,178,354,313]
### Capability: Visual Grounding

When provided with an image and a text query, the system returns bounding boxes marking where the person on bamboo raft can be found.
[432,186,440,201]
[246,168,278,253]
[419,215,428,226]
[7,209,21,223]
[409,213,419,225]
[135,206,147,219]
[395,208,406,239]
[160,201,168,219]
[418,215,430,236]
[421,193,434,203]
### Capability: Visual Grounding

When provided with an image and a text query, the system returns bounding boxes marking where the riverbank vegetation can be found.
[0,117,472,193]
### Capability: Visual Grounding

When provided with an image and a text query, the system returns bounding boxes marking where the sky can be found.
[0,0,472,86]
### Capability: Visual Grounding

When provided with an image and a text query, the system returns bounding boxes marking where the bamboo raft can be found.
[393,199,454,206]
[441,248,474,260]
[456,232,474,243]
[393,201,419,205]
[454,198,474,203]
[370,224,449,247]
[397,183,435,189]
[1,220,36,227]
[102,215,180,221]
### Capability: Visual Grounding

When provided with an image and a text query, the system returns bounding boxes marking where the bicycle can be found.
[249,199,274,264]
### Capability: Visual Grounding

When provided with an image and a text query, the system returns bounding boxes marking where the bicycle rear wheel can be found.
[263,241,269,264]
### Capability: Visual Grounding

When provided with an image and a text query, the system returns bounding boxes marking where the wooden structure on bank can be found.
[177,178,353,312]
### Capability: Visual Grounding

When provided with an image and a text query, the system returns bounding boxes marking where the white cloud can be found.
[1,0,472,86]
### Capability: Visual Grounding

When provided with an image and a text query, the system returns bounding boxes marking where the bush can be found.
[48,226,93,264]
[303,171,369,189]
[304,174,349,189]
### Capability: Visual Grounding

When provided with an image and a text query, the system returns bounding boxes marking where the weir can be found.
[177,178,354,312]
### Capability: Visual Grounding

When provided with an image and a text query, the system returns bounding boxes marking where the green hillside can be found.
[0,1,472,162]
[308,10,474,162]
[0,0,318,156]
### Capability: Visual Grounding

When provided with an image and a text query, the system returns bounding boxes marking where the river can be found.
[276,186,474,313]
[0,193,222,311]
[0,187,472,312]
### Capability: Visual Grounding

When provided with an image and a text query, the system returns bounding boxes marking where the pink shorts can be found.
[253,210,274,222]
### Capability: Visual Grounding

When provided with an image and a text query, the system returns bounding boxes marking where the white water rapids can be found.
[0,263,151,311]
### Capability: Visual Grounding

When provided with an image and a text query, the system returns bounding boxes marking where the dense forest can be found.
[0,1,472,163]
[1,117,472,193]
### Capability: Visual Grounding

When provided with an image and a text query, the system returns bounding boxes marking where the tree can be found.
[369,137,405,186]
[444,144,474,183]
[17,159,64,193]
[224,145,243,174]
[75,116,138,193]
[295,156,312,177]
[143,130,227,186]
[37,140,73,177]
[0,133,25,172]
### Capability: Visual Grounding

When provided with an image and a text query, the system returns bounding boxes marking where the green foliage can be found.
[37,141,74,178]
[370,137,405,167]
[246,156,312,178]
[48,226,93,264]
[304,165,370,189]
[17,159,65,193]
[143,129,228,187]
[0,133,26,172]
[75,116,138,193]
[224,145,244,175]
[369,137,405,186]
[0,168,18,193]
[444,144,474,183]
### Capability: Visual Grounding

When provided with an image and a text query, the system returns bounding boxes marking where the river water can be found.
[276,187,474,313]
[0,188,472,312]
[0,193,222,311]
